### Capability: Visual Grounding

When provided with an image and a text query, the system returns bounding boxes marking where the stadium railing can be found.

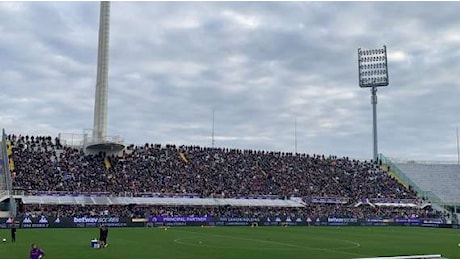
[58,132,124,148]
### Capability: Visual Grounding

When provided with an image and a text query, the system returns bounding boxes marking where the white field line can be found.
[172,229,369,258]
[173,236,288,250]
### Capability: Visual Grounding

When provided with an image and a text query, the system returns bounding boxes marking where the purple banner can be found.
[394,218,419,223]
[366,218,383,223]
[150,216,211,222]
[420,218,443,224]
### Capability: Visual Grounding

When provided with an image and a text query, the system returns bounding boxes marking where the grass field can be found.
[0,226,459,259]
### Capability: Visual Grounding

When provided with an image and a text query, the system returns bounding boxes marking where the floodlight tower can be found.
[93,1,110,143]
[358,46,389,162]
[86,1,123,153]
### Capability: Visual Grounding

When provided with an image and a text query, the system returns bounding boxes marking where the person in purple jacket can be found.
[30,244,45,259]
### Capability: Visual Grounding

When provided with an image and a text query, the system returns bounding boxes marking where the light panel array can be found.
[358,46,389,88]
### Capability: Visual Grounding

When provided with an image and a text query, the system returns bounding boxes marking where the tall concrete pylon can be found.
[93,1,110,143]
[86,1,123,154]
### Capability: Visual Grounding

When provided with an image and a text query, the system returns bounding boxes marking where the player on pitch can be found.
[99,225,109,248]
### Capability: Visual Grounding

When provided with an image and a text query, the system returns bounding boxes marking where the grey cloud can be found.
[2,2,460,161]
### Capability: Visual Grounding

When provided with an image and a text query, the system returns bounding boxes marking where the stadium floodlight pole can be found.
[371,86,378,161]
[294,115,297,154]
[457,126,459,164]
[358,45,389,162]
[93,1,111,143]
[212,109,215,148]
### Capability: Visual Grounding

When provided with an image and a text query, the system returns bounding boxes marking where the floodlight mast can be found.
[212,109,215,148]
[358,45,389,162]
[93,1,111,143]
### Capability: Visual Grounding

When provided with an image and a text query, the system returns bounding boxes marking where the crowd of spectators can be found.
[8,134,440,220]
[19,203,445,221]
[9,134,417,200]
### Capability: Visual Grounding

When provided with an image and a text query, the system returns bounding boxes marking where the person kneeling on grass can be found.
[30,244,45,259]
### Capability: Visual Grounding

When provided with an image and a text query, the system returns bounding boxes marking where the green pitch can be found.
[0,226,459,258]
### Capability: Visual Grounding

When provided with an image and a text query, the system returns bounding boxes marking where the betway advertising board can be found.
[2,216,144,228]
[0,216,449,228]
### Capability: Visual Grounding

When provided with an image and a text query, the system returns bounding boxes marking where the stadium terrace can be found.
[0,134,452,224]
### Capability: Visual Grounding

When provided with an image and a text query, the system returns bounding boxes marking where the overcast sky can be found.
[1,1,460,161]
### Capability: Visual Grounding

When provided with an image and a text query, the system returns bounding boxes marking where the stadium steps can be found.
[104,157,112,169]
[8,158,14,172]
[382,164,409,188]
[6,141,14,171]
[179,152,189,164]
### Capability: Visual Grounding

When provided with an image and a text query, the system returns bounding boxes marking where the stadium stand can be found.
[9,135,416,198]
[1,134,446,220]
[390,161,460,204]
